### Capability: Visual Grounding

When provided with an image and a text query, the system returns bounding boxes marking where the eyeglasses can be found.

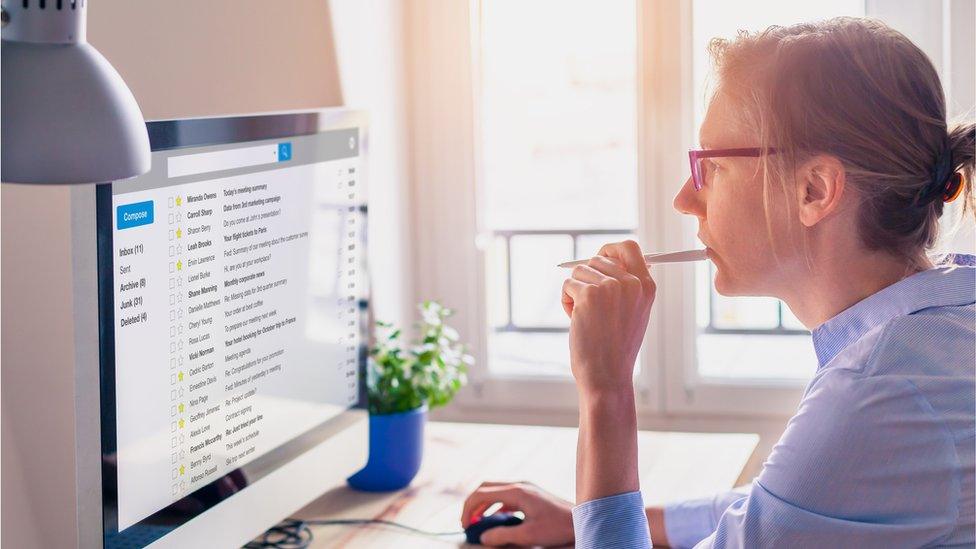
[688,148,778,191]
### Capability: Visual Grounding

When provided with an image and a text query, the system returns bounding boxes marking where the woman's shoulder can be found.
[760,362,967,524]
[809,306,974,435]
[823,300,975,380]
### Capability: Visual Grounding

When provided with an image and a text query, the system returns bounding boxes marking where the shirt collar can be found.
[811,254,976,367]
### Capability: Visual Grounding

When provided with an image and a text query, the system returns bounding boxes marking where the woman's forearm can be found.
[576,388,640,503]
[647,506,670,546]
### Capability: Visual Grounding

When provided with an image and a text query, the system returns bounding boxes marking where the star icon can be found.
[179,464,185,476]
[178,371,184,382]
[176,260,182,271]
[176,196,182,206]
[178,418,185,429]
[178,403,185,414]
[176,228,182,239]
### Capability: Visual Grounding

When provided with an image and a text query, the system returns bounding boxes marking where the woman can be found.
[461,17,974,548]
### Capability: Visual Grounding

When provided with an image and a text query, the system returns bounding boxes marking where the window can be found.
[409,0,974,416]
[478,0,638,377]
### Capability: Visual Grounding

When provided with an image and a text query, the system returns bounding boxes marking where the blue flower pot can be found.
[346,405,426,492]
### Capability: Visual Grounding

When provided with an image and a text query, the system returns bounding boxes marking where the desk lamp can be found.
[1,0,150,184]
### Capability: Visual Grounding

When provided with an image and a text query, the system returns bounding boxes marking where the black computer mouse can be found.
[464,512,524,545]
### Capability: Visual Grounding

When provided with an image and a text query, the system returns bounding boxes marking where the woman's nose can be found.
[673,176,704,217]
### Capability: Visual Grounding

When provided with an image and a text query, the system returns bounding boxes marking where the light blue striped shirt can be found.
[572,254,975,548]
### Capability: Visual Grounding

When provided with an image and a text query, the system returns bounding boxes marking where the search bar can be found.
[167,142,291,178]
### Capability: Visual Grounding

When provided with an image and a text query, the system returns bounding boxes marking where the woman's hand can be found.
[561,240,656,396]
[460,481,575,547]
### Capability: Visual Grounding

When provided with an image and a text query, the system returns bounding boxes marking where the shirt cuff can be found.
[572,491,652,549]
[663,491,747,549]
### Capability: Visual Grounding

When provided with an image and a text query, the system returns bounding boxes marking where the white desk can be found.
[289,421,759,548]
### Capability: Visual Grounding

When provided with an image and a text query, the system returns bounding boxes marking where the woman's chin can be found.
[713,273,733,296]
[712,267,742,296]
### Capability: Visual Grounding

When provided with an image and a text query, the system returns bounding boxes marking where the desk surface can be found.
[293,421,758,548]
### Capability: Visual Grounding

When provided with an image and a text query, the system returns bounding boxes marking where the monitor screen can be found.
[97,111,368,546]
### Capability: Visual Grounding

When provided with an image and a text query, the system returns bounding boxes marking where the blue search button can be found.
[117,200,154,230]
[278,142,292,162]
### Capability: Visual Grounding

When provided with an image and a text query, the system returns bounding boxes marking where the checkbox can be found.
[168,213,175,224]
[170,342,176,353]
[172,468,178,480]
[170,358,176,369]
[171,374,177,385]
[171,436,177,448]
[169,230,175,241]
[171,421,177,433]
[169,262,175,273]
[171,405,177,417]
[169,309,176,321]
[169,278,175,289]
[172,453,177,464]
[170,294,176,305]
[171,389,177,400]
[169,246,175,257]
[170,326,176,337]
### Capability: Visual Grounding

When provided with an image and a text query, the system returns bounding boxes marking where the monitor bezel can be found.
[97,109,369,546]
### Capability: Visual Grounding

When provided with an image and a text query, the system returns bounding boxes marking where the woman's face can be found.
[673,91,797,297]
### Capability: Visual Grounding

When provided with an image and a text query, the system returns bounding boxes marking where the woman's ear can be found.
[796,155,846,227]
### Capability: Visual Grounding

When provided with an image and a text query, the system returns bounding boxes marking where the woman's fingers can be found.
[460,485,530,528]
[561,277,591,318]
[571,264,610,285]
[598,240,652,282]
[585,255,630,279]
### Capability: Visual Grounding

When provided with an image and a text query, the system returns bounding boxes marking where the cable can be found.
[243,519,313,549]
[243,517,465,549]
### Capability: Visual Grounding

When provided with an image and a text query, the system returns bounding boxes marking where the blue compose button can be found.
[278,142,292,162]
[117,200,154,230]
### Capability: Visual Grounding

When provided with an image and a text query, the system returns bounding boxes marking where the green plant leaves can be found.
[366,301,473,415]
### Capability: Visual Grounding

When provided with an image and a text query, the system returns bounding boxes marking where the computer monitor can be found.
[97,110,369,548]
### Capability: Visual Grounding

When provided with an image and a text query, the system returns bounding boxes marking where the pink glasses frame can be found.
[688,147,778,191]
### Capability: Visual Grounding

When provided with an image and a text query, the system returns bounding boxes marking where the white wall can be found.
[329,0,415,331]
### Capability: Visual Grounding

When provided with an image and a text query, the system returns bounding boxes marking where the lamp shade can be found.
[1,1,150,184]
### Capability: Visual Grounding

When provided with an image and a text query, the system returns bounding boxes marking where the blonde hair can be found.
[708,17,974,270]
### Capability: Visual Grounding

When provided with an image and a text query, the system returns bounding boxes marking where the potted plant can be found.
[347,301,472,492]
